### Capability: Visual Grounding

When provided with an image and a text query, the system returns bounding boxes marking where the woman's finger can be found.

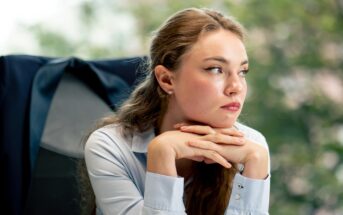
[188,139,222,151]
[202,133,245,146]
[188,140,245,164]
[173,122,190,129]
[203,158,216,164]
[190,156,205,162]
[219,127,244,137]
[190,147,231,168]
[180,125,215,134]
[180,125,244,138]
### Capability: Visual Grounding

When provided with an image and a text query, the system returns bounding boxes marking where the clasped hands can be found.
[147,123,269,179]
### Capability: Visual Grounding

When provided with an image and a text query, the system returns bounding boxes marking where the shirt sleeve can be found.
[226,173,270,215]
[225,126,271,215]
[143,172,186,214]
[84,130,187,215]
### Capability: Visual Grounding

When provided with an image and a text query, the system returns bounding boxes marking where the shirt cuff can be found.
[228,173,270,213]
[144,172,185,212]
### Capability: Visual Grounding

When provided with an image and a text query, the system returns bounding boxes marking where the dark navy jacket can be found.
[0,55,144,215]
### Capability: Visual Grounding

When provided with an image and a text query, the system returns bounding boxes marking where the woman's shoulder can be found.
[90,123,124,139]
[235,122,268,148]
[85,123,130,151]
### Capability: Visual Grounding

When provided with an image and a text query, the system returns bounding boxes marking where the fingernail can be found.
[238,131,244,136]
[180,126,188,130]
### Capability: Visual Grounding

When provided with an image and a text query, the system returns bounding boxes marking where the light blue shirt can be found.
[85,122,270,215]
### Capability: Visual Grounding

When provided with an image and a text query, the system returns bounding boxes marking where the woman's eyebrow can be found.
[203,56,249,65]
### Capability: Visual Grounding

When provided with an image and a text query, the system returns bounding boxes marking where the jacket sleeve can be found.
[84,130,187,215]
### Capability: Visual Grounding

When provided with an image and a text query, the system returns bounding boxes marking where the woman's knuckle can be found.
[205,126,214,133]
[210,150,218,157]
[234,137,242,143]
[216,134,223,142]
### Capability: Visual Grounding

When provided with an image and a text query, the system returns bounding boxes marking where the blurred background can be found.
[1,0,343,214]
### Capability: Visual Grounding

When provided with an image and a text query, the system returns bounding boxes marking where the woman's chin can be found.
[185,116,237,128]
[209,120,236,129]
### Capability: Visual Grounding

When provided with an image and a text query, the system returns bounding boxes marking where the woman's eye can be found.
[205,67,222,74]
[238,69,249,77]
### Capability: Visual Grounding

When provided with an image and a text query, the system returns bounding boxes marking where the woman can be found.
[84,8,270,215]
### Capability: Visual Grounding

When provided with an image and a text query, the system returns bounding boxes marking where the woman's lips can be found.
[221,102,241,111]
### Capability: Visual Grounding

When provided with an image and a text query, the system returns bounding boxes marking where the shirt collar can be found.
[131,127,155,153]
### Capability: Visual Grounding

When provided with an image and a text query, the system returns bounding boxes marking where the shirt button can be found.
[235,194,241,200]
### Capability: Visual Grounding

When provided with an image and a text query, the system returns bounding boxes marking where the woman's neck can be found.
[158,107,185,133]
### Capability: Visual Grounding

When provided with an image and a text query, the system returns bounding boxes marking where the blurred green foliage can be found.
[27,0,343,214]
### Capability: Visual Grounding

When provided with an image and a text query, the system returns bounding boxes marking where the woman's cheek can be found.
[190,81,221,108]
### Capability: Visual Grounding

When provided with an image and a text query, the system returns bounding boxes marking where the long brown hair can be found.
[83,8,245,215]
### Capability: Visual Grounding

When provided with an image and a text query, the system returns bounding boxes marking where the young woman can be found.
[84,8,270,215]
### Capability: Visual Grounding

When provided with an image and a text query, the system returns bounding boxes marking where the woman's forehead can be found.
[183,30,248,65]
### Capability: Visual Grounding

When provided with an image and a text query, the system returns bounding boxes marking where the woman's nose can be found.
[224,75,243,96]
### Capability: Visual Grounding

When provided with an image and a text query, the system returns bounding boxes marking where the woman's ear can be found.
[154,65,174,94]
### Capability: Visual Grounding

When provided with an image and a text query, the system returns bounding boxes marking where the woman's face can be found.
[168,29,248,128]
